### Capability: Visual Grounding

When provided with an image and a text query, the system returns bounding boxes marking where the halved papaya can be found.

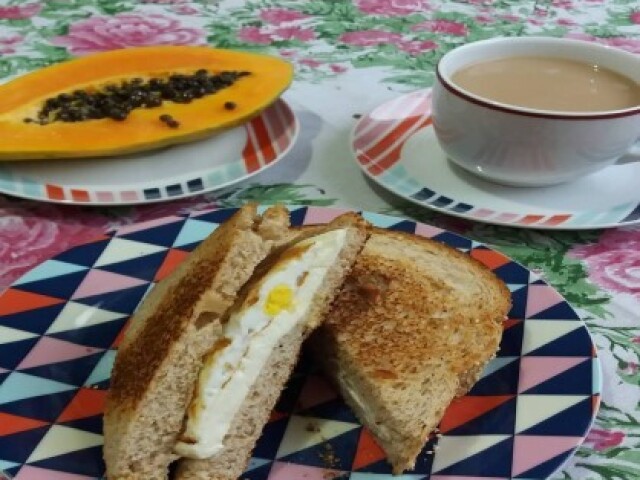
[0,46,294,160]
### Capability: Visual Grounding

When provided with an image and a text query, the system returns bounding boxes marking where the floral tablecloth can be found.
[1,1,639,479]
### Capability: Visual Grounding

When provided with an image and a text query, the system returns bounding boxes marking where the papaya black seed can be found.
[45,99,59,109]
[146,96,162,108]
[109,110,127,121]
[36,70,249,124]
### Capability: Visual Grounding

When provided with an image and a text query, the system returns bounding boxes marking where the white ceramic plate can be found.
[0,99,298,206]
[351,89,640,230]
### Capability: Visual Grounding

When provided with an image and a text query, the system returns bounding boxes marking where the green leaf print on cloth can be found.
[1,0,536,84]
[479,228,612,319]
[2,0,638,85]
[214,183,336,207]
[200,0,532,86]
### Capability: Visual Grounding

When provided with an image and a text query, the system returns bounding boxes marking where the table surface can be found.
[1,1,639,479]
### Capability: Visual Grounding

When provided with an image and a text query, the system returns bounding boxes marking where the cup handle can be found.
[616,138,640,165]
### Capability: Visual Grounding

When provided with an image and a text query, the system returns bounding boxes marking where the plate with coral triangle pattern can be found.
[0,99,298,206]
[0,206,599,479]
[351,89,640,230]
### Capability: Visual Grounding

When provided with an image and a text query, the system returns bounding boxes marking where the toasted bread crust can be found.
[103,204,291,479]
[324,228,509,376]
[309,228,511,474]
[174,213,370,479]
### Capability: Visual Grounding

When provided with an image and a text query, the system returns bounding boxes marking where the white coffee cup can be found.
[432,37,640,187]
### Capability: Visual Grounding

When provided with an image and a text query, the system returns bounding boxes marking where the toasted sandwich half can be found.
[308,228,511,474]
[103,204,369,479]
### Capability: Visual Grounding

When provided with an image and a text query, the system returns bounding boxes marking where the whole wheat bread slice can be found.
[308,228,511,474]
[103,204,291,480]
[173,212,370,480]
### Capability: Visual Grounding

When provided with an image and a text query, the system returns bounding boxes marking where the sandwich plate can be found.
[0,99,298,206]
[352,89,640,230]
[0,206,601,479]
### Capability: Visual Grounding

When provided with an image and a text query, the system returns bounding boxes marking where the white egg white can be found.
[174,228,347,459]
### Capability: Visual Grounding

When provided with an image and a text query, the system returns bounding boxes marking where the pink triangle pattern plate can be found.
[0,206,600,479]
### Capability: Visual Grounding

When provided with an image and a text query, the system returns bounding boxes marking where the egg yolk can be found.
[264,284,294,316]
